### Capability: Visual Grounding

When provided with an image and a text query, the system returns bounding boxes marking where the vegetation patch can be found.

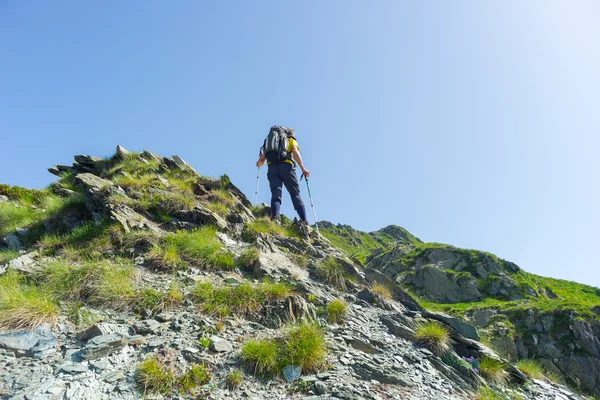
[372,283,393,299]
[136,356,211,395]
[225,369,244,391]
[0,270,59,330]
[515,359,545,380]
[414,321,451,355]
[243,217,300,241]
[0,249,20,265]
[205,201,229,216]
[326,299,348,324]
[193,280,292,317]
[242,322,327,377]
[474,386,503,400]
[147,227,235,271]
[135,286,185,316]
[479,356,508,384]
[237,247,260,269]
[316,258,347,290]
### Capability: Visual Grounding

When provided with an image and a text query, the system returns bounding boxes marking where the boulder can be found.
[3,233,23,251]
[133,320,161,335]
[0,324,58,358]
[83,332,127,360]
[115,145,131,159]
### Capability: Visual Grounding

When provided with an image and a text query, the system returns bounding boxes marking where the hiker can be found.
[256,126,310,224]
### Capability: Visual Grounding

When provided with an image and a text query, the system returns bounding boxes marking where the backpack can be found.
[261,126,293,163]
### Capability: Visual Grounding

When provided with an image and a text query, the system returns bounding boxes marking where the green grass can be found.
[474,386,503,400]
[479,356,508,384]
[242,322,327,377]
[237,247,260,269]
[210,188,236,206]
[147,227,235,271]
[0,249,20,265]
[414,321,451,355]
[205,201,229,216]
[243,217,301,241]
[0,270,59,330]
[193,280,293,317]
[135,286,185,316]
[36,259,135,309]
[225,369,244,391]
[316,258,347,290]
[326,299,348,324]
[515,359,545,380]
[0,184,48,204]
[372,283,393,299]
[137,356,212,395]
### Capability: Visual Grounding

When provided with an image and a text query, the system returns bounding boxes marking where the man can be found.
[256,126,310,224]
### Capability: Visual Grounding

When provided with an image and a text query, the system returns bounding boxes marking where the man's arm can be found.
[256,154,266,168]
[291,145,310,178]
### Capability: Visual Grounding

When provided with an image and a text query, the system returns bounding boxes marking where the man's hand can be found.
[302,169,311,179]
[256,155,266,168]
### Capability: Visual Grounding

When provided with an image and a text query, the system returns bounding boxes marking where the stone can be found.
[282,365,302,382]
[58,363,89,374]
[78,322,130,341]
[133,320,161,335]
[3,233,23,250]
[0,324,57,358]
[0,195,8,202]
[83,333,127,360]
[423,310,480,341]
[15,227,29,237]
[102,370,125,383]
[90,360,109,371]
[5,251,41,275]
[348,338,380,355]
[209,336,232,352]
[128,335,146,346]
[115,145,131,159]
[313,380,328,395]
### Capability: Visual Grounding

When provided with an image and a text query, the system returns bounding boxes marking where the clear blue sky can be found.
[1,1,599,288]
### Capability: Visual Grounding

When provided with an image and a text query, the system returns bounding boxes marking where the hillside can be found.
[0,145,596,400]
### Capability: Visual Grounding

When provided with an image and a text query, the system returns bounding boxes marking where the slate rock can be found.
[133,320,161,335]
[0,324,57,358]
[3,233,23,251]
[313,380,328,395]
[83,333,127,360]
[209,336,232,352]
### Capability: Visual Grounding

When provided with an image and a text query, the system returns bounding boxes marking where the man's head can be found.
[286,127,295,137]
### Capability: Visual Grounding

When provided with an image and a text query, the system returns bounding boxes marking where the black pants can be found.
[267,162,307,222]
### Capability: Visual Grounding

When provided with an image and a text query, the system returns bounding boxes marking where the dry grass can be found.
[372,283,393,299]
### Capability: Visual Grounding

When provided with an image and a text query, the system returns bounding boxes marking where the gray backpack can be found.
[261,126,293,163]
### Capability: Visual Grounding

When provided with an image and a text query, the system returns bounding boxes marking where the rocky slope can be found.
[0,146,594,400]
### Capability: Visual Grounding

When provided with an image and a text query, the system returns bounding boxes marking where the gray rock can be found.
[83,333,127,360]
[0,324,57,358]
[313,380,328,395]
[58,363,89,374]
[133,320,160,335]
[5,251,41,275]
[90,359,109,371]
[209,336,232,352]
[0,194,8,202]
[423,310,480,341]
[115,145,131,159]
[102,370,125,383]
[15,227,30,237]
[78,322,130,341]
[3,233,23,250]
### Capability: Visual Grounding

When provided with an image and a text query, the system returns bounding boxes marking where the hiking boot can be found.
[270,216,281,225]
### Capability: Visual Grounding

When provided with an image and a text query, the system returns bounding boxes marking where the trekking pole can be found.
[254,167,260,205]
[301,174,319,235]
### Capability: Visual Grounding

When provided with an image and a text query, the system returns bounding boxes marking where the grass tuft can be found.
[0,270,59,330]
[137,356,212,395]
[479,356,508,384]
[237,247,260,269]
[179,363,212,392]
[414,321,451,355]
[242,322,327,378]
[316,258,346,290]
[515,359,545,380]
[135,285,184,316]
[474,386,503,400]
[225,369,244,391]
[193,281,292,317]
[326,299,348,324]
[372,283,393,299]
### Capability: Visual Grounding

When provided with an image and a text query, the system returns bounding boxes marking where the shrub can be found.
[225,369,244,390]
[515,359,544,380]
[326,299,348,324]
[193,281,292,317]
[0,270,59,330]
[242,322,327,378]
[479,356,508,384]
[316,258,346,290]
[414,321,451,355]
[237,247,260,269]
[372,283,392,299]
